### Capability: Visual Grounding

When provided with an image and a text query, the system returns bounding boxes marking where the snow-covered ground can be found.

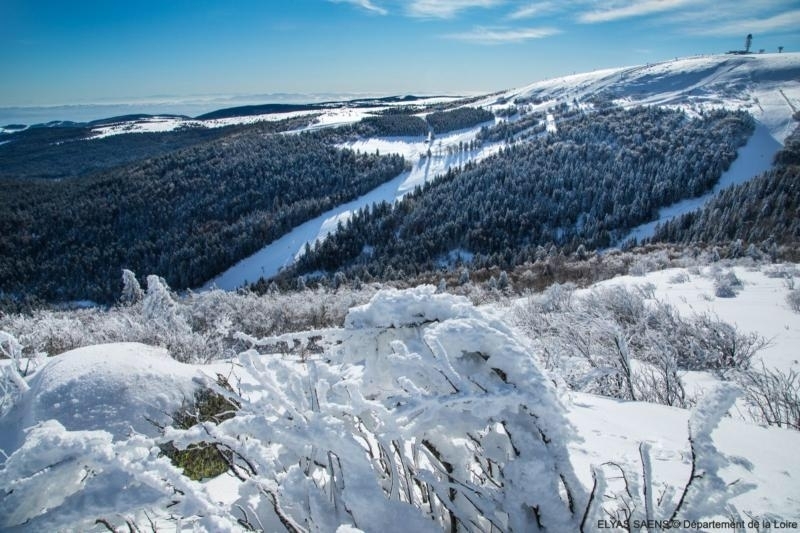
[489,53,800,143]
[87,96,462,139]
[583,265,800,374]
[88,110,321,139]
[2,265,800,530]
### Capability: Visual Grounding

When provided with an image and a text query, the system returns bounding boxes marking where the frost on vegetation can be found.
[0,420,235,532]
[514,283,767,407]
[669,270,691,284]
[198,286,590,532]
[737,364,800,431]
[0,286,774,530]
[0,331,44,417]
[582,384,752,527]
[787,289,800,313]
[159,376,241,481]
[0,270,379,364]
[713,270,743,298]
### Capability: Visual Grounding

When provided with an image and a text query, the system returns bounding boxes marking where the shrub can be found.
[738,365,800,431]
[787,289,800,313]
[160,377,240,480]
[714,270,742,298]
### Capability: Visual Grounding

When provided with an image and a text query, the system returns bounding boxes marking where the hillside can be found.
[211,53,800,292]
[1,53,798,306]
[651,124,800,248]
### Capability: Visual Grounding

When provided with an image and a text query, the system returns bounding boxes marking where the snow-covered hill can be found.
[204,53,800,290]
[490,53,800,143]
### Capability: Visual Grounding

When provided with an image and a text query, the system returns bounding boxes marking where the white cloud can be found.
[444,25,560,43]
[328,0,388,15]
[508,2,557,20]
[408,0,506,19]
[683,9,800,36]
[579,0,693,23]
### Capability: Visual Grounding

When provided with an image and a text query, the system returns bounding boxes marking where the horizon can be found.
[2,0,799,121]
[2,49,798,126]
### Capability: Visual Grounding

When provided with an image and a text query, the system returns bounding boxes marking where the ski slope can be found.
[620,121,783,244]
[203,132,504,290]
[488,53,800,143]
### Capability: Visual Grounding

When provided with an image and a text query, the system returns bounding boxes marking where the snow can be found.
[205,53,799,291]
[6,54,800,529]
[545,112,557,133]
[4,265,800,529]
[0,343,202,456]
[204,132,503,290]
[344,285,480,329]
[583,266,800,374]
[621,121,783,244]
[500,53,799,142]
[88,110,322,139]
[567,390,800,521]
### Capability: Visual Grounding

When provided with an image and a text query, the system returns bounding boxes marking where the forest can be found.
[288,106,754,282]
[0,114,315,181]
[0,129,405,304]
[425,106,495,134]
[350,114,429,137]
[651,123,800,249]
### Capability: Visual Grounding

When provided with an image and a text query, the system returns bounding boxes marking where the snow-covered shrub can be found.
[0,331,34,417]
[4,311,87,357]
[669,270,691,284]
[713,270,742,298]
[738,365,800,431]
[119,268,144,305]
[688,313,767,372]
[0,343,231,531]
[160,378,240,480]
[0,288,767,530]
[538,281,576,313]
[169,286,590,532]
[0,271,381,364]
[629,260,648,277]
[763,264,799,279]
[513,283,766,405]
[0,420,235,532]
[787,289,800,313]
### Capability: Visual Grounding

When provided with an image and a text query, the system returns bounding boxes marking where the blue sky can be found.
[1,0,798,107]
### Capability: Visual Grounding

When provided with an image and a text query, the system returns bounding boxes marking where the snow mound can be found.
[1,343,201,455]
[344,285,480,329]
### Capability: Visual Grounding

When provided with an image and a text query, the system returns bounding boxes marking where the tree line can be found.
[287,106,754,282]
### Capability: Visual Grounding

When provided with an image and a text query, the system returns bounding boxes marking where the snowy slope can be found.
[203,53,800,290]
[579,265,800,374]
[204,133,504,290]
[86,96,460,139]
[490,53,800,143]
[2,270,800,530]
[620,122,782,244]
